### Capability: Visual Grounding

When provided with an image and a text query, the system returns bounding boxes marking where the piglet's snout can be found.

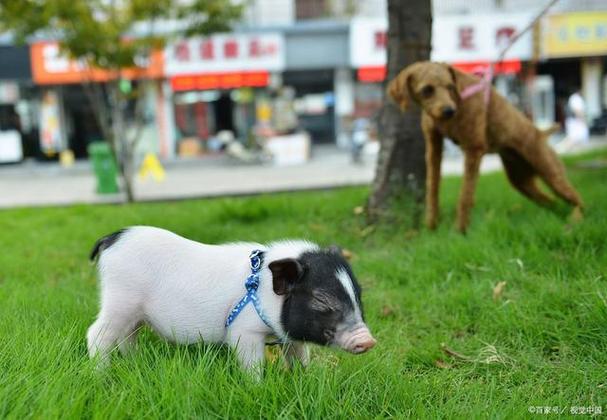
[337,325,376,354]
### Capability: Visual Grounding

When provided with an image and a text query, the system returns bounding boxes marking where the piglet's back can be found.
[99,226,259,292]
[98,226,196,281]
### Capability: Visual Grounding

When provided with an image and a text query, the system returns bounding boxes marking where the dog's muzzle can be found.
[441,106,456,120]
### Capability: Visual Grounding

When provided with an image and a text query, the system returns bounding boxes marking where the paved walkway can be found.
[0,139,605,209]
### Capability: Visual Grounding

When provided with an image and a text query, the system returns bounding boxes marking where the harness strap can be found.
[225,250,276,332]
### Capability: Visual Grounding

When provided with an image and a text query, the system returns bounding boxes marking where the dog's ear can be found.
[269,258,305,295]
[387,66,415,112]
[444,63,462,103]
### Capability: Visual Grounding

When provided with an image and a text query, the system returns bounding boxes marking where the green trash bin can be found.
[88,142,119,194]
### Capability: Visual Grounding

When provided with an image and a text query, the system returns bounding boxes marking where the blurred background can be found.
[0,0,605,207]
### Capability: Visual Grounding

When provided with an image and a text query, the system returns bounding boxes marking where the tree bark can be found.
[82,78,135,203]
[367,0,432,228]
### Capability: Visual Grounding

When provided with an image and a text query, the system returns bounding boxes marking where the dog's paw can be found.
[456,223,468,235]
[569,206,584,223]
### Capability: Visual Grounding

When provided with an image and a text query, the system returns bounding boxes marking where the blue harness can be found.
[225,250,276,332]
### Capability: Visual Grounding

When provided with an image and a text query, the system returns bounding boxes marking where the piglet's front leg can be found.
[227,330,266,379]
[282,341,310,369]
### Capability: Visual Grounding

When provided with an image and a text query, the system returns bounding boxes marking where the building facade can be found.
[2,0,605,164]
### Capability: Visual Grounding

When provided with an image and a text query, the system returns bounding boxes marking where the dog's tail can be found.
[90,229,127,261]
[540,123,561,139]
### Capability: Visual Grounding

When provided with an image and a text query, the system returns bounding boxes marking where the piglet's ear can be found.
[328,245,352,260]
[328,245,342,255]
[268,258,304,295]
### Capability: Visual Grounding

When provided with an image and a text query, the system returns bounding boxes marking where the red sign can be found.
[171,71,270,91]
[451,60,521,75]
[357,60,521,83]
[358,66,387,83]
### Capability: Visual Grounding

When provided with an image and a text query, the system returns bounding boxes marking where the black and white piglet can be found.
[87,226,376,373]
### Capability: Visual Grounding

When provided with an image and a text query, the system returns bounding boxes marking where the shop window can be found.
[0,105,20,131]
[295,0,328,20]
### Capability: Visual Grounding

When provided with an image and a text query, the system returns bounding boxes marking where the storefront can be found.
[540,11,607,132]
[29,41,165,159]
[349,13,536,123]
[0,45,36,163]
[283,22,351,146]
[164,33,286,157]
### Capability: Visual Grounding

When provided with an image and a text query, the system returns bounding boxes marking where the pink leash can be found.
[459,65,493,105]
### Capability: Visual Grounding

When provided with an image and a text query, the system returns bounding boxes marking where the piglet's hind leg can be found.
[87,307,140,367]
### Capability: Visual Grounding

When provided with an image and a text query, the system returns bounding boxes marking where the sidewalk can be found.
[0,138,605,209]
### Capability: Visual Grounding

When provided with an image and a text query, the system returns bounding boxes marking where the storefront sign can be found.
[350,19,387,69]
[165,34,284,75]
[350,14,533,81]
[31,41,164,85]
[544,12,607,58]
[433,14,533,63]
[165,33,284,89]
[171,71,269,91]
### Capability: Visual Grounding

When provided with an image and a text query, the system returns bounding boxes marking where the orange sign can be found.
[31,41,164,85]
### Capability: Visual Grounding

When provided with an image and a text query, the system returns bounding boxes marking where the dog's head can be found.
[387,61,460,121]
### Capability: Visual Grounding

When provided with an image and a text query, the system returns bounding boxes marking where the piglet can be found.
[87,226,376,374]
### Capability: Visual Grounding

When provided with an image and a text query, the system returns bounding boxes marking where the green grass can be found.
[1,150,606,418]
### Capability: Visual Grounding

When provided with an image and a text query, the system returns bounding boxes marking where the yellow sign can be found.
[138,153,166,182]
[256,100,272,123]
[544,12,607,58]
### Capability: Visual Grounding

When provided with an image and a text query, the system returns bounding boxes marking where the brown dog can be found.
[388,61,583,233]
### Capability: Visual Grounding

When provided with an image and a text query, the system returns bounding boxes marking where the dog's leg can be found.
[457,147,485,233]
[521,144,584,219]
[499,149,555,206]
[423,124,444,229]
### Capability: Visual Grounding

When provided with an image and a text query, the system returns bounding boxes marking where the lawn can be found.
[1,149,606,418]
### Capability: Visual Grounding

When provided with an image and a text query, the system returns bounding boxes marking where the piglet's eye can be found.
[421,85,434,98]
[310,291,340,313]
[312,299,335,313]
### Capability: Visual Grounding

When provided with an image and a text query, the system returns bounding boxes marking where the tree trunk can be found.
[367,0,432,228]
[108,80,135,203]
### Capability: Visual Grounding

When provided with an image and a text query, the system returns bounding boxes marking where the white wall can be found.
[434,0,607,15]
[352,0,387,18]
